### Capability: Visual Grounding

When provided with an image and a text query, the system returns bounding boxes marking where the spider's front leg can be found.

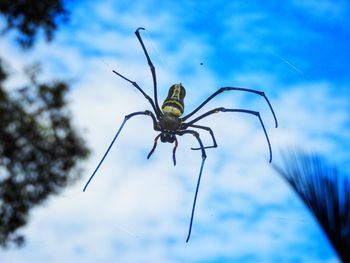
[135,27,162,115]
[181,86,278,129]
[112,70,162,119]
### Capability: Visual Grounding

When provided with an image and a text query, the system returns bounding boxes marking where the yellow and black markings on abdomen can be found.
[162,83,186,117]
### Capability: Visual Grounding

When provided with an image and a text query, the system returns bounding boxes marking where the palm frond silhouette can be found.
[273,152,350,263]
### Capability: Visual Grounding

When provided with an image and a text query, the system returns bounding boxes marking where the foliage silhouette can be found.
[274,152,350,263]
[0,0,89,248]
[0,0,68,48]
[0,62,89,247]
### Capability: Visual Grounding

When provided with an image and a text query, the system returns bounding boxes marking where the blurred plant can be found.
[0,0,68,48]
[273,152,350,263]
[0,0,89,248]
[0,61,89,247]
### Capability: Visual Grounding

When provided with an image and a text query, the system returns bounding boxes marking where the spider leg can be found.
[112,70,161,119]
[147,134,161,160]
[83,110,158,192]
[177,130,207,242]
[181,87,278,128]
[172,137,178,166]
[185,107,273,163]
[188,124,218,150]
[135,27,162,116]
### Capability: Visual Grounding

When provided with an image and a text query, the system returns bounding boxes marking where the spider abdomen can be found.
[162,84,186,117]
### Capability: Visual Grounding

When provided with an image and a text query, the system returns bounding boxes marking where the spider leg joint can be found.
[136,27,145,32]
[216,107,225,113]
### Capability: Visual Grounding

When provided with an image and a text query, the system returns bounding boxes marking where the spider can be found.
[83,27,278,242]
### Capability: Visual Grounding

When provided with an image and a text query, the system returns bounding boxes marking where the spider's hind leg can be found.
[177,130,207,242]
[188,124,218,150]
[185,107,273,163]
[83,110,157,192]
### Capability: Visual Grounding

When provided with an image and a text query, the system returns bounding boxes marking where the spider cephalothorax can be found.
[83,27,278,242]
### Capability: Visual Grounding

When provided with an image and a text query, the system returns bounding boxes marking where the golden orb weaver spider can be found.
[83,27,278,242]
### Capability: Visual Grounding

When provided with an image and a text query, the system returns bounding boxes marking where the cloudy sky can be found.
[1,0,349,262]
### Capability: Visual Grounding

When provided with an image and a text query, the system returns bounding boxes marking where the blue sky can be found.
[1,0,349,262]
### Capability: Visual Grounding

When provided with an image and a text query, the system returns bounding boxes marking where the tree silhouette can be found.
[0,1,89,247]
[0,0,68,48]
[274,152,350,263]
